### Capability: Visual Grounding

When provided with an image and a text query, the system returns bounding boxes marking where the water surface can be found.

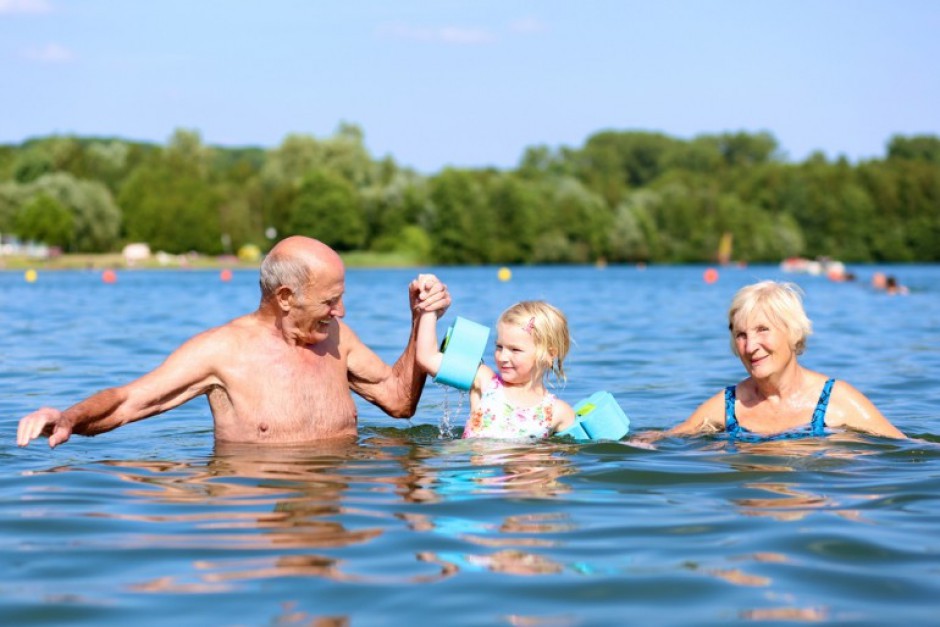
[2,264,938,624]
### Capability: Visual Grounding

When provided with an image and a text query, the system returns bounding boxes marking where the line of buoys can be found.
[25,269,38,283]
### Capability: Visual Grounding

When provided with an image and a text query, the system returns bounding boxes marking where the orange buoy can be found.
[703,267,719,284]
[102,269,118,284]
[220,268,233,282]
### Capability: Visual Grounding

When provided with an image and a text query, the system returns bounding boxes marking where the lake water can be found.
[1,264,938,625]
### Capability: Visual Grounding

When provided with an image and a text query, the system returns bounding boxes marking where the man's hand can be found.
[410,273,451,318]
[17,407,73,448]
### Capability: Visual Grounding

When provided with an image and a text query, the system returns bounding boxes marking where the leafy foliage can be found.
[1,127,938,263]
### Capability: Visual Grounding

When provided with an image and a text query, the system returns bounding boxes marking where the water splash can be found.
[438,384,467,439]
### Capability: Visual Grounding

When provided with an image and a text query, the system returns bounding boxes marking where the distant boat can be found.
[780,257,845,278]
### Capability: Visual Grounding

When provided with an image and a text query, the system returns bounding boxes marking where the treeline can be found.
[1,125,938,263]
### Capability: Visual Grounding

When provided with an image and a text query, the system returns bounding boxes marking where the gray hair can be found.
[259,251,311,300]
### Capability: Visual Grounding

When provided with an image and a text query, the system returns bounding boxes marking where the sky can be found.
[1,0,938,173]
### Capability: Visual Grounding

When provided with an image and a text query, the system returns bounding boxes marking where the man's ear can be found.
[274,286,294,312]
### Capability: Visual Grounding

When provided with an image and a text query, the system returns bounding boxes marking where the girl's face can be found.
[494,322,542,386]
[732,309,795,379]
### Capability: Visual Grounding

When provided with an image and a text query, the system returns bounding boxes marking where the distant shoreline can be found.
[0,251,423,271]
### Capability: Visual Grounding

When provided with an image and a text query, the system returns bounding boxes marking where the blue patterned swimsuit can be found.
[724,378,835,441]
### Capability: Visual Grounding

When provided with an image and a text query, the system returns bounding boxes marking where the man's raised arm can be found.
[347,274,450,418]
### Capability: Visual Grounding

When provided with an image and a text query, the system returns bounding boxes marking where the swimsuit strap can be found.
[725,380,833,440]
[810,378,836,436]
[724,386,740,435]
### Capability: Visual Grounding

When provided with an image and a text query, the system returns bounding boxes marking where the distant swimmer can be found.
[17,236,452,448]
[885,275,909,295]
[664,281,905,440]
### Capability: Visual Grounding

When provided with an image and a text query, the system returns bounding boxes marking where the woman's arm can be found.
[668,390,726,436]
[827,381,906,439]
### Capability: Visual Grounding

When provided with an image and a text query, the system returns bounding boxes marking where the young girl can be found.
[417,297,575,439]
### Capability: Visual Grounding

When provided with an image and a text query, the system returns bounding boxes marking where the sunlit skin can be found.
[665,307,905,440]
[16,237,453,448]
[415,297,575,435]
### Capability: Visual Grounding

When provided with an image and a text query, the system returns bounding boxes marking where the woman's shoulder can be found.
[822,379,905,438]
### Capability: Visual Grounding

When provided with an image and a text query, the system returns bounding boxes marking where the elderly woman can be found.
[669,281,905,440]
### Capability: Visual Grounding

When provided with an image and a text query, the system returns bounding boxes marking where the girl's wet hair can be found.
[728,281,812,356]
[498,300,571,384]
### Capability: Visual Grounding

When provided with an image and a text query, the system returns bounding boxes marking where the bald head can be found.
[259,236,344,301]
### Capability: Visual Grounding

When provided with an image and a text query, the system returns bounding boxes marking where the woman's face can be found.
[732,308,795,378]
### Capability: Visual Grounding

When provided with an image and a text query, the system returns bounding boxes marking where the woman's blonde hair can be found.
[728,281,812,356]
[498,300,570,384]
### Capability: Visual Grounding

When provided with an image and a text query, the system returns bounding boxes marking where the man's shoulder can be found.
[186,314,266,350]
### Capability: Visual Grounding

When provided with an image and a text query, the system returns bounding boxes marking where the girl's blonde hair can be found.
[498,300,570,384]
[728,281,812,356]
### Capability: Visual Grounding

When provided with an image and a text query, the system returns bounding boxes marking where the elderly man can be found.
[17,236,451,448]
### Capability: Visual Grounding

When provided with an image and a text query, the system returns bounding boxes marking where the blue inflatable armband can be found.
[434,317,490,391]
[558,391,630,440]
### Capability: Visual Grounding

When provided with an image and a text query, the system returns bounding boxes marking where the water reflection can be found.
[70,438,464,590]
[720,437,885,523]
[398,438,580,576]
[43,435,585,590]
[419,549,565,576]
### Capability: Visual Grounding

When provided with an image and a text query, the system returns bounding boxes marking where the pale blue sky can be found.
[2,0,938,172]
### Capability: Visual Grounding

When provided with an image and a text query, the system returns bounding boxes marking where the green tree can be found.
[13,193,73,248]
[485,174,540,263]
[287,170,366,251]
[24,173,121,252]
[887,134,940,164]
[364,171,431,253]
[118,133,225,254]
[427,168,493,264]
[573,131,679,206]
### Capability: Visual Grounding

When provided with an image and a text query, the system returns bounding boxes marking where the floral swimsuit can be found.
[463,374,556,440]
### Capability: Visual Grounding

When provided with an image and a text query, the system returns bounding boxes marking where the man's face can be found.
[293,267,346,345]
